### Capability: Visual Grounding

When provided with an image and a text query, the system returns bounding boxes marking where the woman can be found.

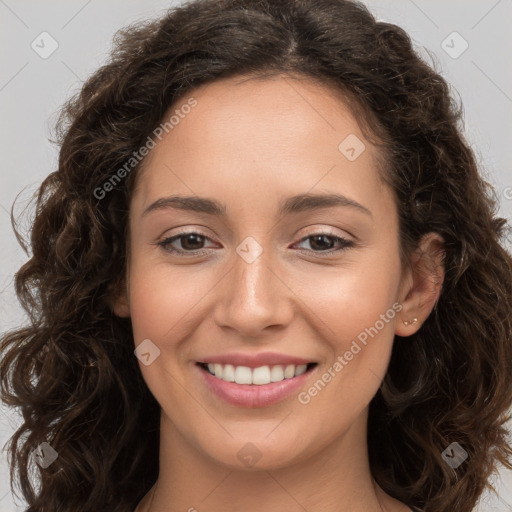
[1,1,511,511]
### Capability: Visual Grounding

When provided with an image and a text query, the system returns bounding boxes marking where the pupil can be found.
[310,235,333,251]
[182,234,204,250]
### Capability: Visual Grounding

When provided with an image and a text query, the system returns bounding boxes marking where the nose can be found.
[212,243,295,339]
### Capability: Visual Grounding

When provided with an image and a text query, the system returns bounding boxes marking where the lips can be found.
[196,352,318,407]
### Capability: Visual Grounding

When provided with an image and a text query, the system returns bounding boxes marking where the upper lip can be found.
[197,352,316,368]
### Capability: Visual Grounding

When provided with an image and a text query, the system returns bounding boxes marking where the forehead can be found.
[163,74,367,155]
[132,74,393,220]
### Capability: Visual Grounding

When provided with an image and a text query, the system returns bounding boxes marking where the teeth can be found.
[284,364,295,379]
[295,364,307,376]
[270,365,284,382]
[252,366,271,385]
[204,363,311,385]
[234,366,252,385]
[223,364,235,382]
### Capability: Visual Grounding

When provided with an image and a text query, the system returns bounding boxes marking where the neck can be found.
[135,408,404,512]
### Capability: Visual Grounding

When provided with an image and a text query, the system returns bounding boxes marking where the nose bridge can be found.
[213,236,293,336]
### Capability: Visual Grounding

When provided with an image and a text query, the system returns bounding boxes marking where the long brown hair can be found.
[1,1,511,511]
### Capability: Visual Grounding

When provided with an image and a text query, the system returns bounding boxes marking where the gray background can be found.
[1,1,511,510]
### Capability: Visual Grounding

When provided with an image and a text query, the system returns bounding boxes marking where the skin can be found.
[114,73,444,512]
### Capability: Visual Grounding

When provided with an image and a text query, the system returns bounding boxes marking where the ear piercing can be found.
[403,317,418,326]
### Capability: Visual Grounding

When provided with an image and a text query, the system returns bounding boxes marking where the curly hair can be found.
[1,0,511,511]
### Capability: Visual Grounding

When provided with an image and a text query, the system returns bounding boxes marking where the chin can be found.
[196,434,314,472]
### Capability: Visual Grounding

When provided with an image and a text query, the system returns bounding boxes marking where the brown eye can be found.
[294,233,354,255]
[158,231,214,255]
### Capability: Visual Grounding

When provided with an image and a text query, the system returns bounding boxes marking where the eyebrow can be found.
[142,192,373,218]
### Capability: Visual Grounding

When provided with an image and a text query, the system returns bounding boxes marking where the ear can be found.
[110,277,131,318]
[395,232,445,337]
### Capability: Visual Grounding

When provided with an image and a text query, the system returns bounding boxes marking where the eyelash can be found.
[157,230,355,257]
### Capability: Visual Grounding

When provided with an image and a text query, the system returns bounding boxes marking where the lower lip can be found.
[197,364,316,408]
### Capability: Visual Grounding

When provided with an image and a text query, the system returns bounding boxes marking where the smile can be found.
[199,362,317,385]
[196,358,318,408]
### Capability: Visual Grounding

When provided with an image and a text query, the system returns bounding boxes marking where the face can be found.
[116,74,415,470]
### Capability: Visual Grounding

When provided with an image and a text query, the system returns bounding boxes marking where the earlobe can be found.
[395,232,445,337]
[113,296,131,318]
[110,279,131,318]
[403,317,418,327]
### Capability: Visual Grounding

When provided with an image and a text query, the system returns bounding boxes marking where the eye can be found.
[157,231,215,256]
[293,232,354,255]
[157,230,354,257]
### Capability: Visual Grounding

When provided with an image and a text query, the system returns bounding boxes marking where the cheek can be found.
[296,252,401,346]
[127,260,207,344]
[296,249,402,403]
[128,239,402,348]
[126,262,205,408]
[325,273,399,343]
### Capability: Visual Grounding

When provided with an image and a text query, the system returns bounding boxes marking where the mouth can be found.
[197,361,318,385]
[195,360,319,408]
